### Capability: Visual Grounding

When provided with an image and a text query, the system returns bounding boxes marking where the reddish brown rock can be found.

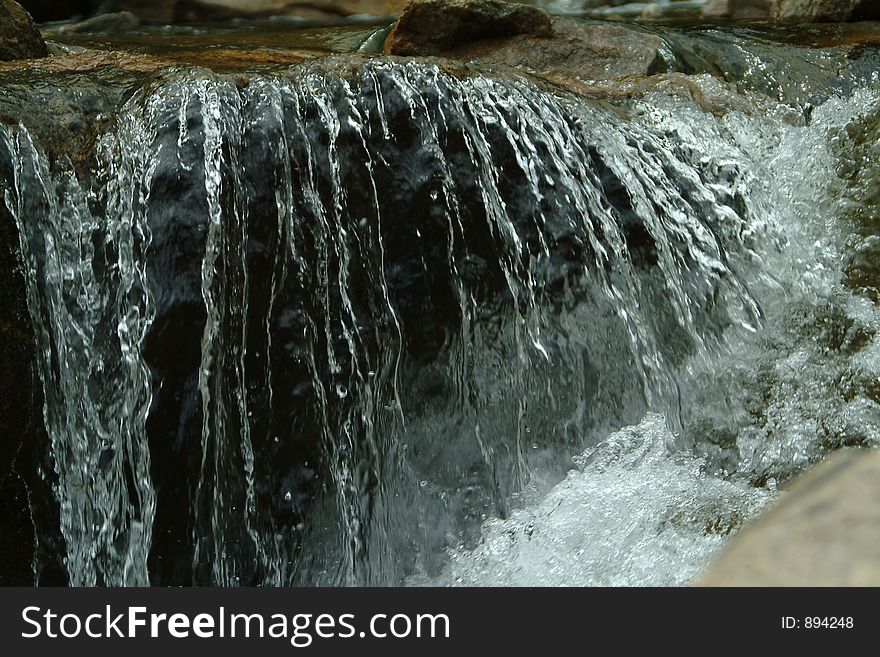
[384,0,553,56]
[385,0,668,81]
[0,0,47,61]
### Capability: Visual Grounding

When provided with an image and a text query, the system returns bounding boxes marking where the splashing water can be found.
[1,52,879,586]
[421,75,880,586]
[417,414,774,587]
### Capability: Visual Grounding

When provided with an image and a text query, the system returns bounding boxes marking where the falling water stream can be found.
[1,19,879,586]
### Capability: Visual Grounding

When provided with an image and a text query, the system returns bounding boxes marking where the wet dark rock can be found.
[385,0,668,80]
[0,136,67,586]
[0,64,146,176]
[0,0,48,61]
[775,0,880,22]
[0,54,684,583]
[384,0,553,56]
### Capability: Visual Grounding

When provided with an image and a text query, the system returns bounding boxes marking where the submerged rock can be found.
[0,0,48,61]
[0,51,763,584]
[775,0,880,22]
[385,0,669,80]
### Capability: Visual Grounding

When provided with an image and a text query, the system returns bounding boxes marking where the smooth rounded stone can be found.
[0,0,48,61]
[696,448,880,586]
[384,0,554,56]
[775,0,880,22]
[117,0,407,23]
[385,0,669,80]
[701,0,775,20]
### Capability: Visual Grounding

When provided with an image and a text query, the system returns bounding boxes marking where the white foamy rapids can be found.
[669,85,880,483]
[416,414,774,587]
[416,77,880,587]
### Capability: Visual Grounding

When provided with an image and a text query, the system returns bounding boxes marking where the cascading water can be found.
[426,78,880,586]
[1,35,879,586]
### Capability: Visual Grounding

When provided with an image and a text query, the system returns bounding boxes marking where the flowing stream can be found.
[1,19,879,586]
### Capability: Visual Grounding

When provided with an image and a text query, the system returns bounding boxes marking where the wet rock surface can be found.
[775,0,880,22]
[384,0,554,56]
[0,0,48,62]
[2,0,880,587]
[385,0,669,80]
[0,49,759,583]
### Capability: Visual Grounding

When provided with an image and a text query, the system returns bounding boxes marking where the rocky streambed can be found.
[1,0,879,586]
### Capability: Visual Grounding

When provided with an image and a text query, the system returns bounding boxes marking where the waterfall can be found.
[1,116,156,586]
[0,58,834,586]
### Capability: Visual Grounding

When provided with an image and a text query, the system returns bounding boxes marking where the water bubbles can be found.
[9,53,880,588]
[420,415,774,586]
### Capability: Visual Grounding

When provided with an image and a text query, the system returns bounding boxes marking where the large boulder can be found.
[701,0,775,20]
[774,0,880,22]
[385,0,669,80]
[697,448,880,586]
[119,0,406,23]
[0,0,47,61]
[384,0,553,56]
